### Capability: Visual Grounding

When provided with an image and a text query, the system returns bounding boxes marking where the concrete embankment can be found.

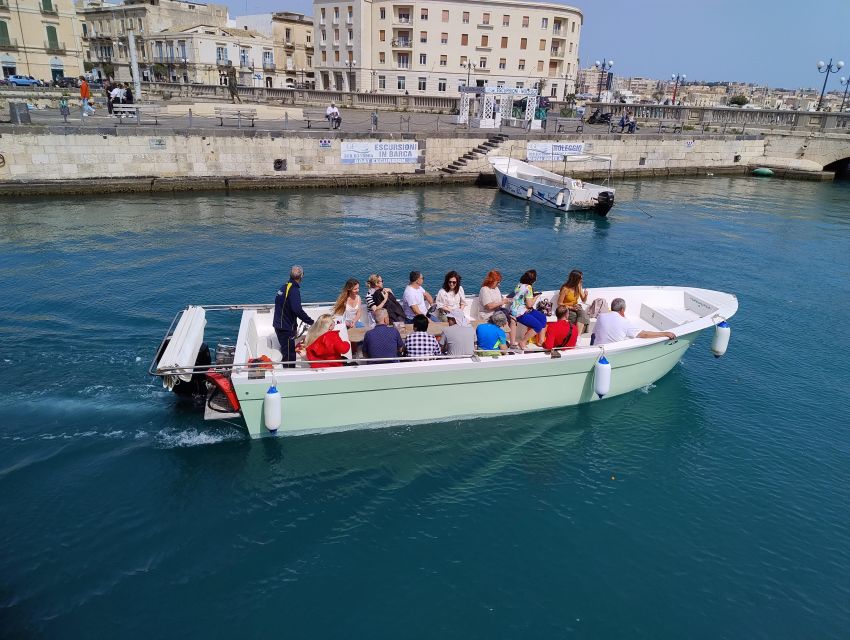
[0,125,833,197]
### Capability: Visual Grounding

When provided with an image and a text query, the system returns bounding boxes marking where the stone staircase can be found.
[440,133,510,174]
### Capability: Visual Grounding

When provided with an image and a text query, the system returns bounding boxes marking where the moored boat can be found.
[150,286,738,439]
[490,156,616,215]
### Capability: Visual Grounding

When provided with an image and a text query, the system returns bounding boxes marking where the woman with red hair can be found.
[478,270,516,346]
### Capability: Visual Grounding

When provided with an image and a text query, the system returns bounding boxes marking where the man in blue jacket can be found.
[273,265,314,366]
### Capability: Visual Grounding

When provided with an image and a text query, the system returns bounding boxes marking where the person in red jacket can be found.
[78,75,90,106]
[542,305,579,351]
[305,314,351,368]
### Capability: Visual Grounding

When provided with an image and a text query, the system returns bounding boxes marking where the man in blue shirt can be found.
[362,309,404,363]
[475,310,509,354]
[273,265,314,366]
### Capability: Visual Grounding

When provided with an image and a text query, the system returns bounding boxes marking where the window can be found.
[518,59,525,70]
[537,60,543,71]
[216,45,228,63]
[462,11,469,23]
[480,35,488,47]
[379,75,386,88]
[82,22,88,37]
[440,54,446,66]
[333,7,339,20]
[335,50,340,61]
[306,32,311,43]
[347,6,353,22]
[320,7,325,21]
[398,53,409,68]
[45,25,58,47]
[522,16,529,27]
[307,54,312,66]
[321,30,326,43]
[502,15,510,26]
[379,51,385,63]
[420,31,427,43]
[479,57,487,68]
[321,50,327,62]
[520,38,527,50]
[419,53,426,64]
[539,39,546,50]
[541,17,548,28]
[334,28,340,42]
[497,80,505,87]
[397,76,405,89]
[516,81,524,88]
[482,12,490,24]
[500,36,508,48]
[460,55,467,66]
[441,32,447,44]
[379,7,385,19]
[379,29,385,41]
[569,42,573,53]
[348,29,353,42]
[571,21,575,33]
[550,84,558,97]
[438,78,446,92]
[461,34,468,46]
[499,58,506,69]
[138,18,143,31]
[347,50,353,62]
[442,9,449,22]
[418,77,426,90]
[420,8,428,20]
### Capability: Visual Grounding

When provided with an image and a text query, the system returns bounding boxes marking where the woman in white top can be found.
[332,277,363,329]
[435,270,466,322]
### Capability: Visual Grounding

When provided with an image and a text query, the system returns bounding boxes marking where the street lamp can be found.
[345,59,356,91]
[840,76,850,112]
[671,73,686,105]
[816,58,844,111]
[561,72,575,101]
[461,60,477,87]
[594,58,613,101]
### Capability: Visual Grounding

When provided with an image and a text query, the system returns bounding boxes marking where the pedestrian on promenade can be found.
[78,75,90,111]
[371,110,378,132]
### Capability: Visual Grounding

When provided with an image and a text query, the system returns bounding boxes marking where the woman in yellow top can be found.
[557,269,590,335]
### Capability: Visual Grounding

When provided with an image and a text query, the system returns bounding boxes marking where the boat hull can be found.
[234,332,695,438]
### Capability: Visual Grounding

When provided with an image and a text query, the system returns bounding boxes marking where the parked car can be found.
[0,77,9,86]
[53,77,78,88]
[7,75,40,87]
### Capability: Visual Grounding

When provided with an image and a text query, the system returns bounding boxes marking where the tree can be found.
[729,94,749,107]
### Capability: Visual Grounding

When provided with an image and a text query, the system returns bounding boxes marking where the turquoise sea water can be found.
[1,178,849,638]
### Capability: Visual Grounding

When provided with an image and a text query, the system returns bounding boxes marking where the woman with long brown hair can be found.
[332,278,363,329]
[557,269,590,334]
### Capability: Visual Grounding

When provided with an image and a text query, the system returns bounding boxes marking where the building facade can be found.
[311,0,581,97]
[76,0,228,83]
[270,11,315,88]
[0,0,84,81]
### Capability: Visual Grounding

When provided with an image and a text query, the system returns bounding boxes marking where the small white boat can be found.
[150,285,737,439]
[490,156,615,215]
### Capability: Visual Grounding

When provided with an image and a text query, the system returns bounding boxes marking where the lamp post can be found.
[345,59,356,91]
[840,76,850,112]
[461,60,477,87]
[594,59,613,101]
[671,72,685,105]
[561,72,574,101]
[816,58,844,110]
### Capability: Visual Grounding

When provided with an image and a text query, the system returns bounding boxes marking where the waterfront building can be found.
[0,0,84,81]
[76,0,228,83]
[575,65,611,98]
[271,11,315,88]
[311,0,581,97]
[149,23,280,87]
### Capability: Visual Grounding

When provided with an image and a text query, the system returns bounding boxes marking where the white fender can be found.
[264,385,282,432]
[526,186,533,199]
[556,190,565,206]
[711,321,731,358]
[594,355,611,398]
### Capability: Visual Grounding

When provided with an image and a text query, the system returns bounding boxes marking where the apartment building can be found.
[271,11,315,88]
[76,0,228,82]
[312,0,582,97]
[0,0,84,81]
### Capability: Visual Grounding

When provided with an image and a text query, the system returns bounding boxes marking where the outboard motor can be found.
[595,191,615,216]
[155,339,211,396]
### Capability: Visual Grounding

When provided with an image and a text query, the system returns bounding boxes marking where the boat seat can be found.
[246,314,282,362]
[639,304,698,331]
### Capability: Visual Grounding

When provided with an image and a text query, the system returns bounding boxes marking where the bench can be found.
[658,119,683,134]
[303,108,336,129]
[214,107,257,128]
[111,104,162,124]
[554,117,584,133]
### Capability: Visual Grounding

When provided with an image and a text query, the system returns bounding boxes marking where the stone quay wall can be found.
[0,126,805,196]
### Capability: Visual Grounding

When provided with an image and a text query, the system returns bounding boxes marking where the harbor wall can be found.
[0,126,833,195]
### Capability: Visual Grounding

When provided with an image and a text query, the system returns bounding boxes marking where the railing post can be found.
[284,112,288,130]
[188,108,192,129]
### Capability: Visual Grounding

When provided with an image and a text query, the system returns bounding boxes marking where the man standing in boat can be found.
[273,265,314,366]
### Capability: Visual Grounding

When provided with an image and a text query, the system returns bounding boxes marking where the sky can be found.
[227,0,850,90]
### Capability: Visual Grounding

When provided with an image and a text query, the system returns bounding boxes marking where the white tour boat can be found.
[490,155,616,215]
[150,286,737,439]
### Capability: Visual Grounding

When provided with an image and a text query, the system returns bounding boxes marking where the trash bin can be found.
[9,103,32,125]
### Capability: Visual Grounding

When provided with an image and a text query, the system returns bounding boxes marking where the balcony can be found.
[477,22,493,29]
[475,45,491,51]
[550,48,564,58]
[0,0,9,9]
[552,25,564,36]
[216,58,230,67]
[0,37,18,50]
[393,16,411,25]
[305,42,314,50]
[391,38,412,49]
[239,60,250,70]
[284,39,295,48]
[263,61,276,70]
[44,40,66,53]
[39,1,58,14]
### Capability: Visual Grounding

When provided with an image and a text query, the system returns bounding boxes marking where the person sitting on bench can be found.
[619,111,637,134]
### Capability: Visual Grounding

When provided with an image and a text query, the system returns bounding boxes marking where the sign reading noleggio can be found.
[341,141,419,164]
[527,142,585,161]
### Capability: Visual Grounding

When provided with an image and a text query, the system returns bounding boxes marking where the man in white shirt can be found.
[593,298,677,345]
[326,103,341,129]
[401,271,434,323]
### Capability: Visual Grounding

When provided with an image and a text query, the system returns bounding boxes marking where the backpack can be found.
[373,288,406,324]
[587,298,608,319]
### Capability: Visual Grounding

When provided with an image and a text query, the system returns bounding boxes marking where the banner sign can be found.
[341,141,419,164]
[526,141,585,161]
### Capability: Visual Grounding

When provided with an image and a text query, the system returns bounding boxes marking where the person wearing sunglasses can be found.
[435,270,467,322]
